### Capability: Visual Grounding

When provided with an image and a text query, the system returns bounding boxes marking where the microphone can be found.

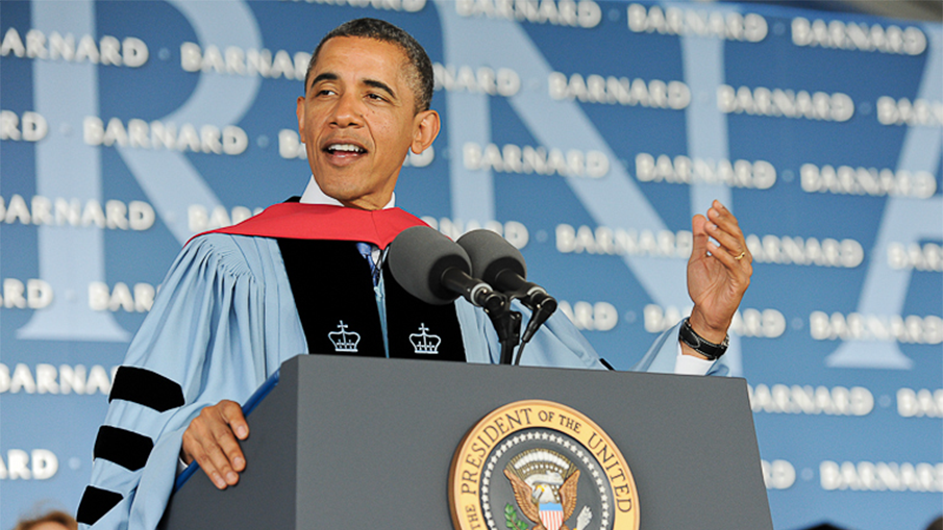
[387,226,504,310]
[388,226,521,364]
[456,230,558,360]
[455,230,556,310]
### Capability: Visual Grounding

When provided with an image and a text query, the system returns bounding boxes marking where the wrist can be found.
[678,317,729,361]
[687,309,728,344]
[679,341,709,360]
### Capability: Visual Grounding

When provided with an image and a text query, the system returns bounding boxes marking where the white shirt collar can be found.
[299,176,396,209]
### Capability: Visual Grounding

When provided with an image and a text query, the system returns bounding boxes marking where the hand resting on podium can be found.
[181,399,250,490]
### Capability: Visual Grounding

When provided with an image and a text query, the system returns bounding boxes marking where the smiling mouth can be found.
[322,142,368,166]
[324,143,367,157]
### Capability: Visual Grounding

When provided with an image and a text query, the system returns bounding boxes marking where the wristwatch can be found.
[679,317,729,360]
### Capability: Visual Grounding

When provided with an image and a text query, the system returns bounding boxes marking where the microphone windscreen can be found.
[388,226,472,305]
[456,229,526,284]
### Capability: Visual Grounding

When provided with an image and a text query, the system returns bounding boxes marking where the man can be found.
[77,18,751,530]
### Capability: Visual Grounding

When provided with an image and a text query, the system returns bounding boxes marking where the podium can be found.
[159,355,772,530]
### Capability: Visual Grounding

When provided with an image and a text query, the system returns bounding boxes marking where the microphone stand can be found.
[474,289,522,366]
[513,298,556,365]
[488,270,558,365]
[490,304,522,366]
[441,269,522,364]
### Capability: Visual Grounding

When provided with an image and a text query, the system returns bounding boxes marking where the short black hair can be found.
[305,18,434,113]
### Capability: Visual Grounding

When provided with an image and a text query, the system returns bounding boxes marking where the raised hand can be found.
[685,200,752,354]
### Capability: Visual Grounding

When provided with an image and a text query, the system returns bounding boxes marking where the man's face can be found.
[297,36,438,210]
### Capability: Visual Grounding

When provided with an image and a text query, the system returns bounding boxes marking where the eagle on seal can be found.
[503,468,581,530]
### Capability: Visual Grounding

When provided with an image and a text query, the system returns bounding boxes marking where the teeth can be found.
[327,143,364,153]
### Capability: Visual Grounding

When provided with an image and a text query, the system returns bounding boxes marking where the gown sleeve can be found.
[77,234,275,530]
[456,300,729,375]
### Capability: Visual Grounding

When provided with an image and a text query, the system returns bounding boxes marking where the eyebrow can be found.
[363,79,396,100]
[309,73,397,102]
[310,72,337,90]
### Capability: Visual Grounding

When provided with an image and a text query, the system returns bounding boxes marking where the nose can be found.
[330,91,363,128]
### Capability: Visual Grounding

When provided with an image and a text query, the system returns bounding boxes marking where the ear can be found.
[296,96,306,136]
[410,109,440,155]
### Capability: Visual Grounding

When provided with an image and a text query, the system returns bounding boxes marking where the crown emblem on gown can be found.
[409,323,441,354]
[328,321,360,353]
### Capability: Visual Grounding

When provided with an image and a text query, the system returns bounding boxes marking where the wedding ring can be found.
[734,251,746,261]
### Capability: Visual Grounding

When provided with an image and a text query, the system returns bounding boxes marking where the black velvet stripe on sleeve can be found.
[93,426,154,471]
[109,367,185,412]
[76,486,123,525]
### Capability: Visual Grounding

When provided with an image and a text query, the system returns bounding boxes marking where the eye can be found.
[311,83,337,98]
[367,93,386,102]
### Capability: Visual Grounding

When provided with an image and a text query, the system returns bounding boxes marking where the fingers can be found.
[706,200,751,263]
[217,402,248,472]
[181,400,248,490]
[706,239,751,275]
[222,401,250,443]
[706,222,742,257]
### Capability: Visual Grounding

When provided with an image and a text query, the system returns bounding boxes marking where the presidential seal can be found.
[449,400,640,530]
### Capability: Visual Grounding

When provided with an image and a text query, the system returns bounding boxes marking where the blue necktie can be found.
[356,242,379,286]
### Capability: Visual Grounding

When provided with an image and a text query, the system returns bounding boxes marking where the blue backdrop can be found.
[1,1,941,529]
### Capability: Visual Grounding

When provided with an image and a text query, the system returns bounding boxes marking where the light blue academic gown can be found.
[81,233,728,530]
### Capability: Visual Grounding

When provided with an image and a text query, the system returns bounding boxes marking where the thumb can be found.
[691,214,709,257]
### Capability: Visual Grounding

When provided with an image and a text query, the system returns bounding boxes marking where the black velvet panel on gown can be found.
[277,239,466,361]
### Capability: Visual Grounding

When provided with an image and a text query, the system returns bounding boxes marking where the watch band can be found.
[679,318,729,360]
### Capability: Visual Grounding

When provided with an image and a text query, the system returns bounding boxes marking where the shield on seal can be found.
[539,503,564,530]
